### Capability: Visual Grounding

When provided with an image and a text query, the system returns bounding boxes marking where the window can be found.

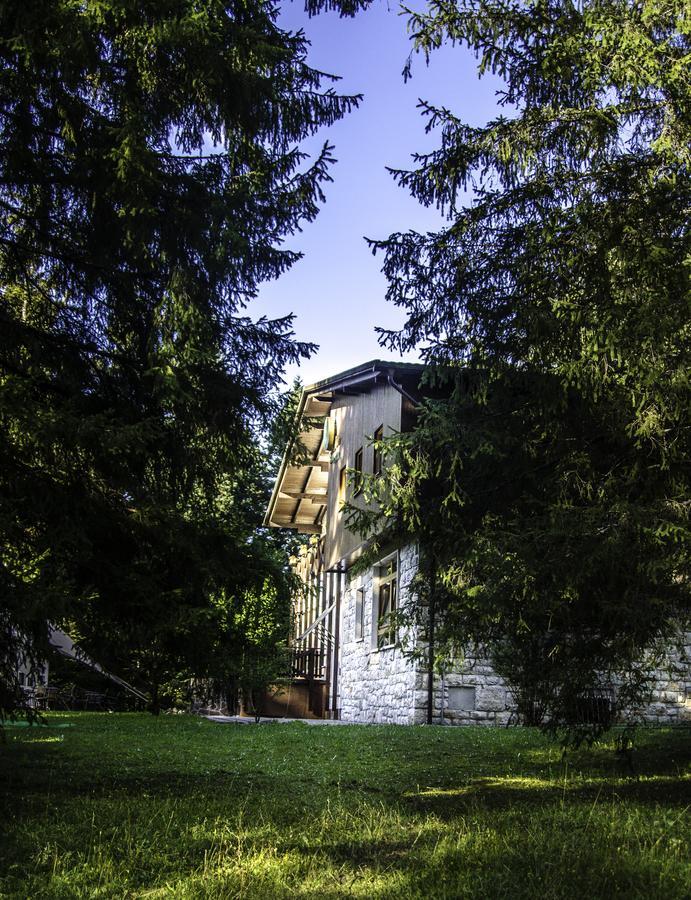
[355,587,365,640]
[353,447,363,494]
[372,426,383,476]
[377,555,398,648]
[448,686,476,711]
[338,465,347,507]
[320,415,337,453]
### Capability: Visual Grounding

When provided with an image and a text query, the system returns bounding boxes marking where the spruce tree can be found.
[0,0,363,714]
[365,0,690,738]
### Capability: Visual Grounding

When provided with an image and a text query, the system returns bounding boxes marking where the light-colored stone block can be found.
[476,687,507,712]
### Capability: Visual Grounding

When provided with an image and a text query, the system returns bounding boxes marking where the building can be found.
[265,359,691,725]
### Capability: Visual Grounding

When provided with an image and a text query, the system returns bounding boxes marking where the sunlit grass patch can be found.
[407,774,562,798]
[18,734,65,744]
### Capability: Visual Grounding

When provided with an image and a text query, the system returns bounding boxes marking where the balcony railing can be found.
[291,647,326,680]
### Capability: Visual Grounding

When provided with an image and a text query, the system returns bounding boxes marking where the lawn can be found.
[1,714,689,898]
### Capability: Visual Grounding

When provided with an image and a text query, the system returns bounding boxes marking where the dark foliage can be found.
[0,0,361,714]
[357,0,690,739]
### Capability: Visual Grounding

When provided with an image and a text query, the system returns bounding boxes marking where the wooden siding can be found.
[325,383,403,570]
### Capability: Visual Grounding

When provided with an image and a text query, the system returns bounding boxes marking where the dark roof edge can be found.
[303,358,424,395]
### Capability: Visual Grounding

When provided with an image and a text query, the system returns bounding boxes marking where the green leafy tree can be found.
[362,0,690,738]
[0,0,364,716]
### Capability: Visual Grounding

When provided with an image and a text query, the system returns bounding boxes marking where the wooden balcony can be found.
[291,647,327,681]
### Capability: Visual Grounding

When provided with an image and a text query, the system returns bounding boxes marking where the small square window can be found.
[448,686,475,711]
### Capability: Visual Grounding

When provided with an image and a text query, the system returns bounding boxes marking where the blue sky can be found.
[254,1,503,387]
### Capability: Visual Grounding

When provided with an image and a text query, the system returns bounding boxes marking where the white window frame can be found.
[354,586,365,641]
[373,552,398,650]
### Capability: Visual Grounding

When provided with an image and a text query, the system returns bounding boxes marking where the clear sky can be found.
[254,1,503,387]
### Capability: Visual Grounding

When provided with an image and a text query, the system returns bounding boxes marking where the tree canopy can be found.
[360,0,690,738]
[0,0,362,715]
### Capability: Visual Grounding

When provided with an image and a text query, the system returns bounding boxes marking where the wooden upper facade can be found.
[265,359,422,570]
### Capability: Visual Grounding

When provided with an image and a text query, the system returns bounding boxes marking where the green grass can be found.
[1,714,689,898]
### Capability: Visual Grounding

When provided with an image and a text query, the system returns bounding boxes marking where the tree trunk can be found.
[149,683,160,716]
[426,557,437,726]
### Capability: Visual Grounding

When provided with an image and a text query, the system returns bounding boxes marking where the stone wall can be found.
[420,638,691,727]
[338,540,691,726]
[629,634,691,724]
[427,652,514,726]
[413,641,691,727]
[338,543,420,724]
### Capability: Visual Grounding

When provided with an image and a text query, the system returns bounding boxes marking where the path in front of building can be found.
[204,714,351,726]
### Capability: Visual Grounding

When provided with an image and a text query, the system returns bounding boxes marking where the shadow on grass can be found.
[4,722,690,811]
[402,772,691,819]
[7,761,691,816]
